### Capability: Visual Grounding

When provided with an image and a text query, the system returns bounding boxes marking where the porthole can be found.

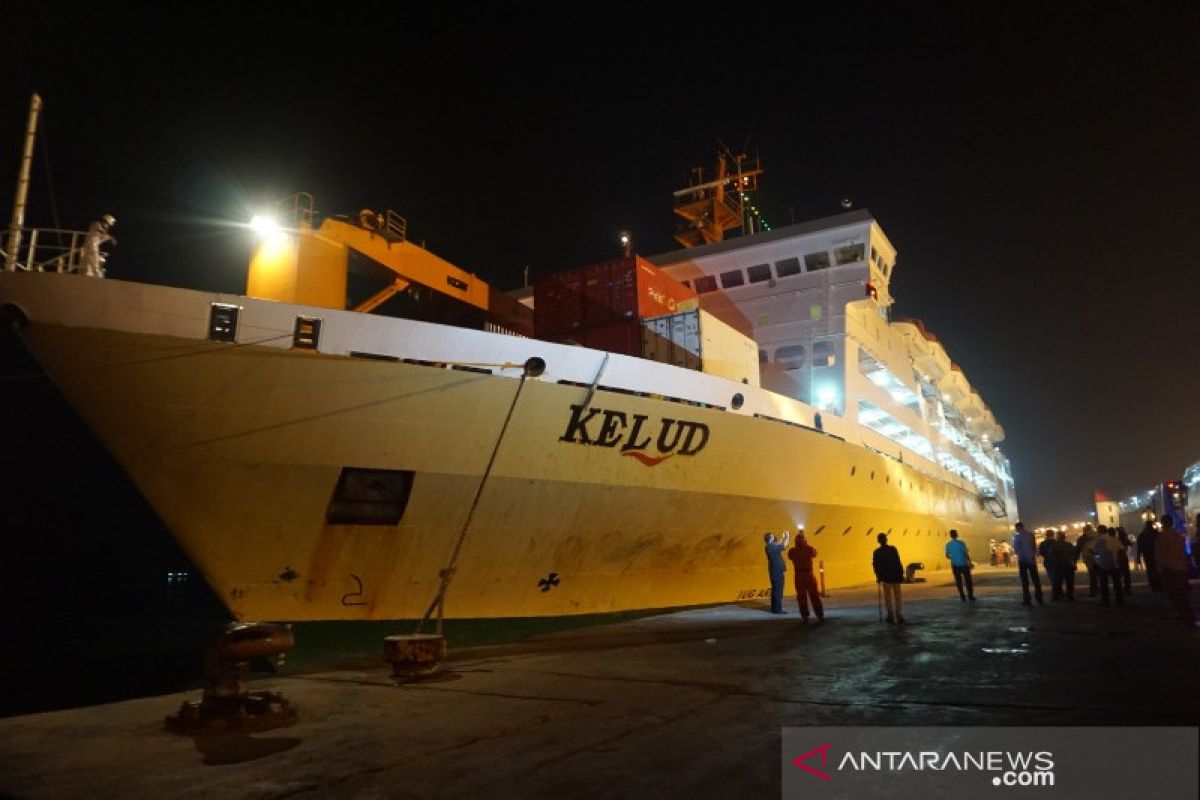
[731,393,744,410]
[850,466,857,476]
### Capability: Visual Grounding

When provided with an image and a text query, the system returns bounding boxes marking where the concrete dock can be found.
[2,567,1198,799]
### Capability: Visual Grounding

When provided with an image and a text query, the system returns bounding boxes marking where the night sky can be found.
[3,3,1198,525]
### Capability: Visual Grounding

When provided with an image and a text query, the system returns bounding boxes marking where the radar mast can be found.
[672,148,763,248]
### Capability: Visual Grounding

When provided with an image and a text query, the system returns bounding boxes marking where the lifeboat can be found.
[895,319,950,381]
[937,364,971,407]
[960,389,985,422]
[973,406,999,440]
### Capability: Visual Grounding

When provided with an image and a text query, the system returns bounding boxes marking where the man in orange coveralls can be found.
[787,529,824,622]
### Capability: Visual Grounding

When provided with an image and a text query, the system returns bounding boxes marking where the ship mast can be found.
[5,93,42,272]
[671,148,762,248]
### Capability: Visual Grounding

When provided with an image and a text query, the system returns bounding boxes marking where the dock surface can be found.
[2,568,1198,799]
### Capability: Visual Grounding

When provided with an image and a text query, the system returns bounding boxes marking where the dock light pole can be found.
[5,93,41,272]
[619,230,632,257]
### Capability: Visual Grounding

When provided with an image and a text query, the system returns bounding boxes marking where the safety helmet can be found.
[101,214,116,226]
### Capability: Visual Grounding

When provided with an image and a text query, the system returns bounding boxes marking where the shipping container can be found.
[641,308,761,386]
[581,319,644,358]
[534,255,696,338]
[533,270,585,338]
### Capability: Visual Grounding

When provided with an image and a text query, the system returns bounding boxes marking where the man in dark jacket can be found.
[1136,521,1160,592]
[1039,530,1061,600]
[1055,529,1077,600]
[872,532,905,624]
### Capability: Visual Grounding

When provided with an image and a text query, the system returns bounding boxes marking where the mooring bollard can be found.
[384,634,448,684]
[165,621,297,734]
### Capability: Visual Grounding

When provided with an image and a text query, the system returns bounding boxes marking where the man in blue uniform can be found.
[764,530,790,614]
[945,529,975,602]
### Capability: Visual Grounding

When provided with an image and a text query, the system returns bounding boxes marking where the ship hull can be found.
[3,273,1013,621]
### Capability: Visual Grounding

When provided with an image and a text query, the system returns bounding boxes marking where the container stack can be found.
[533,255,698,355]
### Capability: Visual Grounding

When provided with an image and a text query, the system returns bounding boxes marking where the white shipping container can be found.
[641,309,760,387]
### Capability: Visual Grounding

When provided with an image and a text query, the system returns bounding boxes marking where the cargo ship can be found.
[0,160,1018,624]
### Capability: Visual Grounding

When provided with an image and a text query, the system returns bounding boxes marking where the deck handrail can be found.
[0,227,89,273]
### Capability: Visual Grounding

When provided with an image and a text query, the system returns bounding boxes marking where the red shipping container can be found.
[583,262,615,326]
[534,270,585,338]
[535,255,696,339]
[581,319,643,358]
[631,255,695,318]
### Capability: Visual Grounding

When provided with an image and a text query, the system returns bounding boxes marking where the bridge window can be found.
[835,243,866,265]
[747,263,772,283]
[775,257,801,277]
[694,275,718,294]
[720,269,745,288]
[775,344,806,369]
[804,251,832,271]
[813,341,836,367]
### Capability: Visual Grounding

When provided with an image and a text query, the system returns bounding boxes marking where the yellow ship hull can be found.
[10,326,1009,622]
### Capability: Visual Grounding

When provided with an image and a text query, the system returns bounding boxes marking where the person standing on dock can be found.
[787,529,824,622]
[1116,527,1133,595]
[1092,525,1124,607]
[1076,525,1099,597]
[1137,521,1161,593]
[1039,529,1060,600]
[872,532,906,624]
[1154,515,1196,627]
[1055,529,1077,600]
[763,531,790,615]
[944,529,976,603]
[1012,522,1043,606]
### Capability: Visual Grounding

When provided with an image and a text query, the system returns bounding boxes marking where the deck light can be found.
[250,214,280,237]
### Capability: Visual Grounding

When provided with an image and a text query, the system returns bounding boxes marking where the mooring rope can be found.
[415,356,545,635]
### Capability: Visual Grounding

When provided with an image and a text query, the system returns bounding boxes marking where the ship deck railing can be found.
[1,227,88,273]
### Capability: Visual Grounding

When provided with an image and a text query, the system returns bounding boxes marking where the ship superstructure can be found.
[649,208,1016,519]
